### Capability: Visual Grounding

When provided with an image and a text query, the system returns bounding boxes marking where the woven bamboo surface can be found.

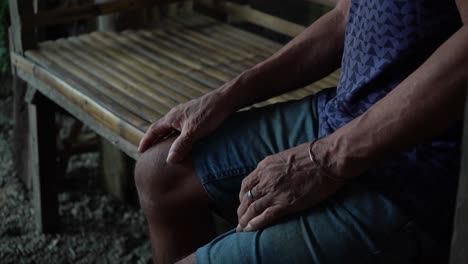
[25,12,339,146]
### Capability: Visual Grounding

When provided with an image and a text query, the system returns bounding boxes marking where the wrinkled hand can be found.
[236,141,345,232]
[138,91,233,163]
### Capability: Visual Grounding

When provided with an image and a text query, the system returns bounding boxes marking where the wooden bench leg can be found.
[12,75,32,189]
[100,139,136,203]
[29,91,59,233]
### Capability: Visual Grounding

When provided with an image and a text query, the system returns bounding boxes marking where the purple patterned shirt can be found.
[316,0,462,244]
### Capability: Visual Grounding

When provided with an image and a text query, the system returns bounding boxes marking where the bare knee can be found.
[134,138,203,213]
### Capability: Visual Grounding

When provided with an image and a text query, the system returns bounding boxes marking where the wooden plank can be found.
[60,38,192,104]
[196,0,306,37]
[22,0,165,28]
[121,31,233,82]
[77,33,214,94]
[30,48,163,123]
[449,84,468,264]
[67,36,204,100]
[164,17,273,59]
[29,92,59,233]
[166,14,277,54]
[38,42,175,115]
[192,14,283,50]
[147,28,252,72]
[92,31,224,88]
[11,52,147,148]
[19,69,141,160]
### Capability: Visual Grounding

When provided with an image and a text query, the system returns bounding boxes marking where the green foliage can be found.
[0,0,8,73]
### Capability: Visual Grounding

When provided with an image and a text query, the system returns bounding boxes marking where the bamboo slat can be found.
[195,0,306,38]
[14,11,339,152]
[76,34,212,95]
[22,0,161,28]
[164,18,272,61]
[92,31,224,89]
[193,13,284,51]
[140,29,251,73]
[121,31,234,82]
[36,46,165,122]
[69,36,203,101]
[12,52,146,147]
[45,40,181,111]
[172,14,279,56]
[135,31,239,78]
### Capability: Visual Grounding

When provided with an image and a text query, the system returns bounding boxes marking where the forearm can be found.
[218,1,349,111]
[318,25,468,179]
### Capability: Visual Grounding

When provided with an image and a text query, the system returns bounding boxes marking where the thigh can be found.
[191,95,320,208]
[195,184,441,264]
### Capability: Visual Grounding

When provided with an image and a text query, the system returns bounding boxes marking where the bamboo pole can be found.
[171,14,277,56]
[87,32,218,92]
[44,40,181,111]
[90,31,223,89]
[97,31,225,87]
[70,35,204,100]
[195,0,306,38]
[26,49,159,125]
[12,52,146,147]
[163,17,271,61]
[38,44,167,120]
[22,0,165,28]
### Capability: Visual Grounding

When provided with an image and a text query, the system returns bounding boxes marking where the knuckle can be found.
[239,216,248,227]
[183,127,196,139]
[237,206,243,217]
[258,156,272,168]
[251,202,261,215]
[241,178,249,190]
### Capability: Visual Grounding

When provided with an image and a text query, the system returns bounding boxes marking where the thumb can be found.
[167,130,195,164]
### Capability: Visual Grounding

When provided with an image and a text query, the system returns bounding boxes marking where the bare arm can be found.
[219,0,350,111]
[317,0,468,179]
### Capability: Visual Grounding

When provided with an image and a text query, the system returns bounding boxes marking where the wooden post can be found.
[449,84,468,264]
[96,0,118,31]
[96,0,144,31]
[96,0,137,202]
[9,0,36,188]
[100,139,136,202]
[29,92,59,233]
[10,0,61,232]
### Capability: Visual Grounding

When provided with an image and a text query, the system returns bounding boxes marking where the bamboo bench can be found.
[9,0,338,232]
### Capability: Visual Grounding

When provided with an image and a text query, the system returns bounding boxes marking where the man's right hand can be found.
[138,90,234,163]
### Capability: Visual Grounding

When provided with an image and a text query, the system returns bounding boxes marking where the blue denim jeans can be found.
[191,95,442,263]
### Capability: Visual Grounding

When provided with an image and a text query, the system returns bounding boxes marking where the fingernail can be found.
[166,151,176,163]
[236,224,242,232]
[244,224,252,232]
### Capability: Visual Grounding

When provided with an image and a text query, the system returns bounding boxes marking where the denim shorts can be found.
[191,95,442,263]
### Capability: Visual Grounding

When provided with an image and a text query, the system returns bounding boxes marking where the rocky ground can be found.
[0,95,152,263]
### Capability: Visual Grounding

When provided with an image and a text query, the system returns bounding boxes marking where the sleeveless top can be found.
[316,0,462,244]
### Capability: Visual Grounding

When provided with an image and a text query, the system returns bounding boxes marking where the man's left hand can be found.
[236,141,345,232]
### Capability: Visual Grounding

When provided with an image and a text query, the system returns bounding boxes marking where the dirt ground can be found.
[0,95,152,263]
